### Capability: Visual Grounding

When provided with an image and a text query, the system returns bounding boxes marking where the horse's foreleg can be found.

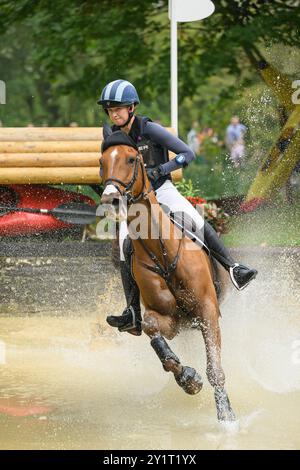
[142,311,203,395]
[199,300,236,422]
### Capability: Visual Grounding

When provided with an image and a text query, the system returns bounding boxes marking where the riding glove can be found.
[146,165,164,183]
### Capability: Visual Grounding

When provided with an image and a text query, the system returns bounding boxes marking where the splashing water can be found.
[0,244,299,450]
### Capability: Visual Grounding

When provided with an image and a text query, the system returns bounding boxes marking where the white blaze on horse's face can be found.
[101,184,127,221]
[102,184,118,198]
[101,144,139,220]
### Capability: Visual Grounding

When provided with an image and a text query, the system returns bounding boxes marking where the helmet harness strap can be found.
[119,106,134,128]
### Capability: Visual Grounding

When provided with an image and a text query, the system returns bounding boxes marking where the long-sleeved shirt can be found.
[142,120,196,175]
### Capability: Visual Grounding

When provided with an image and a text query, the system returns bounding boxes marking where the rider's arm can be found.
[144,121,195,175]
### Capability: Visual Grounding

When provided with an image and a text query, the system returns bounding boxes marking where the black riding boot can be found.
[106,237,142,334]
[204,221,258,290]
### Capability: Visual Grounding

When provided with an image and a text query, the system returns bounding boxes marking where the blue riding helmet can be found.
[97,79,140,109]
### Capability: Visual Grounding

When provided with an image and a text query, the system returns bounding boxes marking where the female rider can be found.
[97,79,257,335]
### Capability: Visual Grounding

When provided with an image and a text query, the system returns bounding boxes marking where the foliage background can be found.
[1,0,300,199]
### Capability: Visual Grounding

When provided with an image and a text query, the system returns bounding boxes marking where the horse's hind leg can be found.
[142,311,203,395]
[199,299,236,422]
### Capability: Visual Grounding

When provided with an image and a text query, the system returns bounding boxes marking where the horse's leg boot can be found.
[151,335,180,369]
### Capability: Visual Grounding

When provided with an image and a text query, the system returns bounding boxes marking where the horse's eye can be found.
[128,156,135,164]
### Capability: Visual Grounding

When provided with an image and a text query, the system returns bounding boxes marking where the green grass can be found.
[222,203,300,247]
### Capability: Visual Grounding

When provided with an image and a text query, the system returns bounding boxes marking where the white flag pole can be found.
[169,0,215,136]
[170,3,178,135]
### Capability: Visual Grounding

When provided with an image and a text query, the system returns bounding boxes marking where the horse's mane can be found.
[101,129,138,153]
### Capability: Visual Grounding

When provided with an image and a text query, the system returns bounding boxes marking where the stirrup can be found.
[118,306,141,333]
[229,263,257,291]
[106,306,142,335]
[229,263,240,290]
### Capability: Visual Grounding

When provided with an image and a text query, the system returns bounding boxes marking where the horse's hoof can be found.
[175,366,203,395]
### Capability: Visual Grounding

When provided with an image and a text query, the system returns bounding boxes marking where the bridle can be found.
[103,153,150,204]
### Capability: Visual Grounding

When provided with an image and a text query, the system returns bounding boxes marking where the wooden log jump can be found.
[0,153,100,167]
[0,141,101,153]
[0,127,103,141]
[0,127,182,184]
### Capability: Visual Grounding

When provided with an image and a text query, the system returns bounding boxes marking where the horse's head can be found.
[100,129,149,217]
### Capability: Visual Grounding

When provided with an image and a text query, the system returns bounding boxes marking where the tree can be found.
[1,1,299,100]
[1,0,299,132]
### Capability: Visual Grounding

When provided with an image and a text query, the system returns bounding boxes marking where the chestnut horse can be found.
[100,131,235,422]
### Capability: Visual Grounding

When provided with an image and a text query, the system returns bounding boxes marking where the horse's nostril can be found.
[112,198,119,207]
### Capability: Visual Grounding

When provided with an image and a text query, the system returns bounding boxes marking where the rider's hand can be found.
[146,165,164,183]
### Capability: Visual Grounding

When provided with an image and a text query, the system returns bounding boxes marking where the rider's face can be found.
[107,106,131,126]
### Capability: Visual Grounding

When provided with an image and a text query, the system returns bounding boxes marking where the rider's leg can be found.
[156,181,257,291]
[203,220,257,290]
[106,236,142,334]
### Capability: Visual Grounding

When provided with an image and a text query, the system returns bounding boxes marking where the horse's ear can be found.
[103,123,113,139]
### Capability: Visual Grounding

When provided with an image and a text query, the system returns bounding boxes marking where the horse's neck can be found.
[128,191,181,260]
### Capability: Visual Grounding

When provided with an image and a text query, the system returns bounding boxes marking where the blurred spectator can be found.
[187,121,200,155]
[196,127,222,164]
[206,127,220,145]
[201,127,220,145]
[225,116,247,167]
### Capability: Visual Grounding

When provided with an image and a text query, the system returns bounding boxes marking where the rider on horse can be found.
[97,79,258,334]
